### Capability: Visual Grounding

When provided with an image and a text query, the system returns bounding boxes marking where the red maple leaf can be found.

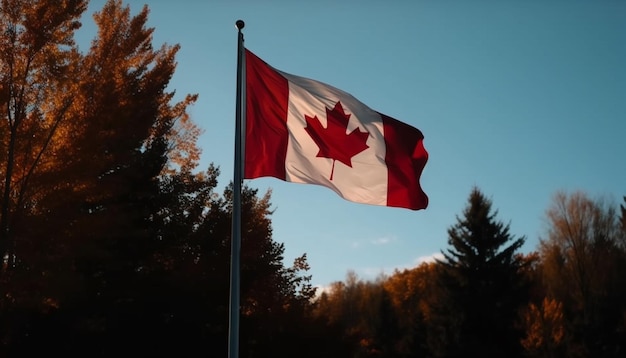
[304,101,370,180]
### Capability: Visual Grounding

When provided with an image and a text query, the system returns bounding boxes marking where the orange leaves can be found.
[0,0,199,263]
[521,298,565,353]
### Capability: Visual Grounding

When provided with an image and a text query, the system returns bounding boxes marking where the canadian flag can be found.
[244,49,428,210]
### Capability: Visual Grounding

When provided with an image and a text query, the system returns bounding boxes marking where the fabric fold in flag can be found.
[244,49,429,210]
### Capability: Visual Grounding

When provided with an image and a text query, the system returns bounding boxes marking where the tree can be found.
[0,0,199,353]
[430,187,528,357]
[0,0,199,271]
[520,297,565,358]
[0,0,87,270]
[313,272,394,358]
[384,263,438,358]
[619,196,626,245]
[539,191,626,357]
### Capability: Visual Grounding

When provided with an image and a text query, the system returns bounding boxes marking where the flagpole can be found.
[228,19,245,358]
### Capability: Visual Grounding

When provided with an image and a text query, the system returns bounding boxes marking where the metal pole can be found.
[228,19,245,358]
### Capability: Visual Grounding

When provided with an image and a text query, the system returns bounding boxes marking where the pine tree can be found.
[430,187,527,357]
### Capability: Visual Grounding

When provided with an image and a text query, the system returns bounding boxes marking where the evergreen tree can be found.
[430,187,528,357]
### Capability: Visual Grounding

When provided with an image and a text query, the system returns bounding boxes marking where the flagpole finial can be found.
[235,20,245,31]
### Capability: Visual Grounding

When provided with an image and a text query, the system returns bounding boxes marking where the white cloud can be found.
[349,235,396,249]
[350,252,445,282]
[359,267,389,279]
[370,236,396,245]
[414,252,445,265]
[313,284,333,298]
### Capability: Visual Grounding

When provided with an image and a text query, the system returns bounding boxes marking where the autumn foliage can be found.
[1,1,625,357]
[313,190,626,358]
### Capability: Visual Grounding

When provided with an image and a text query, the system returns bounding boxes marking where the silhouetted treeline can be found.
[313,191,626,358]
[1,1,625,357]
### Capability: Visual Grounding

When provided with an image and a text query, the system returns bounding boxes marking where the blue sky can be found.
[78,1,626,288]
